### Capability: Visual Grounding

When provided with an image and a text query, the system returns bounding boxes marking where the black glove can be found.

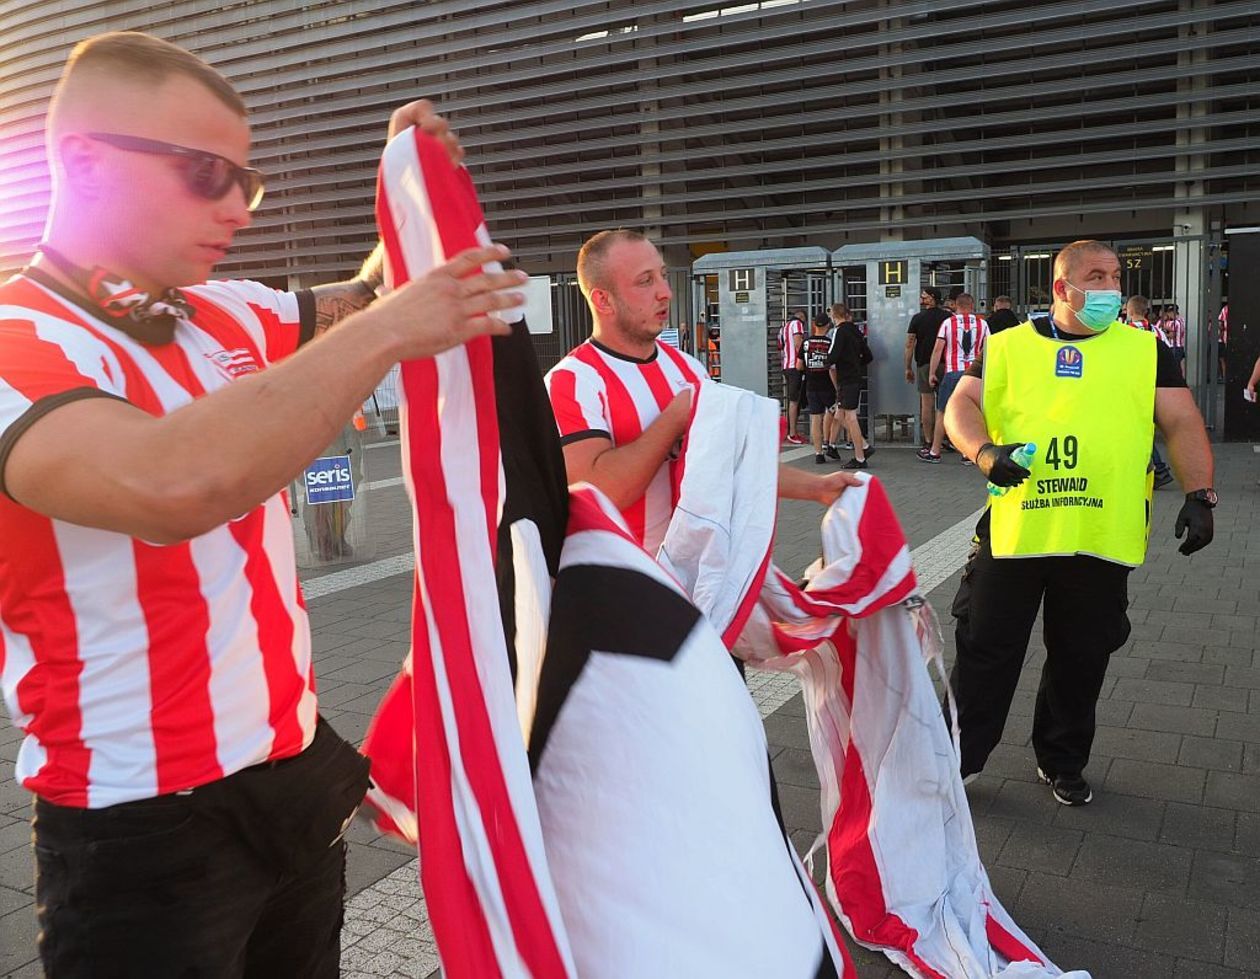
[975,442,1032,487]
[1174,497,1214,556]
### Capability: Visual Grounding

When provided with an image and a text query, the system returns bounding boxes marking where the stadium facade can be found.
[2,0,1258,421]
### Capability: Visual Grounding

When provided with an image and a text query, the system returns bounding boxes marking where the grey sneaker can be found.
[1037,766,1092,806]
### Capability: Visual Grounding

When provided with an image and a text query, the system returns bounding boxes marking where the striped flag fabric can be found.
[363,130,852,978]
[660,381,1086,979]
[360,128,1086,979]
[364,128,575,979]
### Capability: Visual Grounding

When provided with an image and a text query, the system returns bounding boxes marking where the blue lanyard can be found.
[1047,314,1062,340]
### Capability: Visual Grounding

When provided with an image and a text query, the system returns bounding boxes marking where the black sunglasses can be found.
[87,132,265,211]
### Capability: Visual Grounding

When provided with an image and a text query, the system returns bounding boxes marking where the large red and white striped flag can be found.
[365,129,575,979]
[363,130,852,978]
[361,129,1085,979]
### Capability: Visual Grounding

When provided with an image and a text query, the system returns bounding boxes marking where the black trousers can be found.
[950,535,1132,778]
[32,723,361,978]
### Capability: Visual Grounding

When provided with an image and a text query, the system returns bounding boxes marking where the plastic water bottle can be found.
[987,442,1037,498]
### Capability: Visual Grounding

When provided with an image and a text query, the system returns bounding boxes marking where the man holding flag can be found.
[0,31,523,976]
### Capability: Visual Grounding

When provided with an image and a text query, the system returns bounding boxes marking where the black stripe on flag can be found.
[528,564,701,772]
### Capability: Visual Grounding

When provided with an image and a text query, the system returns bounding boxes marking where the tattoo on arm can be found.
[310,279,377,337]
[307,241,387,338]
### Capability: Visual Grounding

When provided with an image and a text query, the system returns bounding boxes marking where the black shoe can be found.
[862,445,876,459]
[825,445,841,460]
[917,448,942,464]
[837,440,854,450]
[815,453,827,465]
[842,457,868,470]
[1037,767,1092,806]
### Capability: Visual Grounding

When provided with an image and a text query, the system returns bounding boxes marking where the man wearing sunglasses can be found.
[0,31,524,978]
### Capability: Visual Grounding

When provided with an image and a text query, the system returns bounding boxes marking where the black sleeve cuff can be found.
[295,289,317,348]
[559,429,612,447]
[0,388,131,500]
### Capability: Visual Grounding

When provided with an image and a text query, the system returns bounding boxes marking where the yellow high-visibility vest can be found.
[983,320,1156,566]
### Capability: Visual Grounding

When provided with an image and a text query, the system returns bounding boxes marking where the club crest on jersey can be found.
[1055,346,1082,378]
[206,347,260,379]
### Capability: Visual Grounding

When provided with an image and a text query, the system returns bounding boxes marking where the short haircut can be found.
[829,302,848,318]
[955,293,975,310]
[922,287,941,303]
[812,313,830,329]
[51,32,245,123]
[994,295,1012,307]
[791,308,807,320]
[1053,240,1117,283]
[1127,295,1150,317]
[576,229,650,296]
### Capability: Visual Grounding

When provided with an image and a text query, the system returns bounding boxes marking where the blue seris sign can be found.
[303,455,356,506]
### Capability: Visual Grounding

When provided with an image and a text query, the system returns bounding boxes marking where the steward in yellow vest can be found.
[941,240,1216,808]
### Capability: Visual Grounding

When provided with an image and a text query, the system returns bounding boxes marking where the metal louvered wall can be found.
[2,0,1259,283]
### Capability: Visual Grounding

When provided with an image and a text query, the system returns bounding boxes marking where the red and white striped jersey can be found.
[1130,318,1171,346]
[778,318,805,371]
[1163,315,1186,348]
[545,339,707,553]
[935,313,988,373]
[1219,304,1229,344]
[0,273,318,808]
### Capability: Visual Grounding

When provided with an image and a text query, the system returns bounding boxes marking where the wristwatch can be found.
[1186,488,1219,508]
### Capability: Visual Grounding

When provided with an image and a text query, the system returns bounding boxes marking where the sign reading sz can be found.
[304,455,356,506]
[1118,245,1152,272]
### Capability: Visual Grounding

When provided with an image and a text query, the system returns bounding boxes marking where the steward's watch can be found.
[1186,489,1219,509]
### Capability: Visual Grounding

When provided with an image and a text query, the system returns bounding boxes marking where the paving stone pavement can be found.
[1,439,1258,978]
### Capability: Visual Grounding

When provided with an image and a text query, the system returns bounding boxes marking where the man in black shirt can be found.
[986,296,1021,335]
[904,287,951,449]
[828,304,873,469]
[802,314,837,464]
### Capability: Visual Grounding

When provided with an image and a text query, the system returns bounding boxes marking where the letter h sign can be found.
[879,260,907,286]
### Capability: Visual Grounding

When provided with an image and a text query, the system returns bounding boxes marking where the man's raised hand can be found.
[388,99,463,165]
